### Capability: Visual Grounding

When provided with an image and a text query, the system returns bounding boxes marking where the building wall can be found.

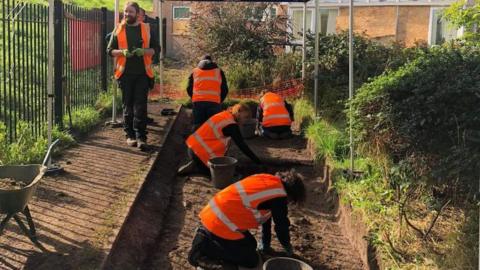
[397,6,430,46]
[153,1,193,59]
[336,6,430,46]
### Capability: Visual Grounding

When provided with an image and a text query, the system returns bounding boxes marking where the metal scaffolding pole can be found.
[349,0,355,172]
[113,0,119,123]
[106,0,122,127]
[47,0,54,166]
[314,0,319,117]
[302,1,307,80]
[158,0,164,98]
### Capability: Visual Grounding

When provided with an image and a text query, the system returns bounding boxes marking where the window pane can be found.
[317,9,337,35]
[292,10,312,40]
[174,7,190,19]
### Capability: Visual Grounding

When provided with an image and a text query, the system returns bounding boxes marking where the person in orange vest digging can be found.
[178,104,260,176]
[257,91,294,140]
[187,55,229,130]
[188,170,306,269]
[107,1,158,151]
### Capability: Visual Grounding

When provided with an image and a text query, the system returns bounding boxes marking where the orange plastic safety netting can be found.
[148,78,304,100]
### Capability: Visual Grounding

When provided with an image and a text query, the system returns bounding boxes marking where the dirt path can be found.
[118,114,366,270]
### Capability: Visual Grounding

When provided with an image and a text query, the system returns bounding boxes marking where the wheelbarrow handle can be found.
[42,139,60,167]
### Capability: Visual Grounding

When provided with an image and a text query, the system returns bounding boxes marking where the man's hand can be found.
[131,48,145,57]
[121,49,133,58]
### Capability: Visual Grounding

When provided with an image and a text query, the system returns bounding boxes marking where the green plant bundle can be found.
[0,121,75,165]
[306,120,348,162]
[64,107,102,134]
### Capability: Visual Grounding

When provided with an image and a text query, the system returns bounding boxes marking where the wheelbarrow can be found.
[0,139,59,243]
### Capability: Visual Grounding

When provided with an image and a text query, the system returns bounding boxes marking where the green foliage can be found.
[222,53,302,91]
[304,32,426,122]
[293,99,314,122]
[95,86,122,116]
[0,121,75,165]
[350,45,480,189]
[189,3,290,62]
[64,107,102,134]
[306,120,348,162]
[443,0,480,43]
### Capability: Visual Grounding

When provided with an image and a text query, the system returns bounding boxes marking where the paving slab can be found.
[0,102,180,270]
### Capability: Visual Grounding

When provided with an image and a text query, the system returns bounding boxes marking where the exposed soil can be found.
[0,178,27,190]
[107,110,366,270]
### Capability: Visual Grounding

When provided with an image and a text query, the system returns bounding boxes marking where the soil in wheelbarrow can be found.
[135,130,365,270]
[0,178,27,190]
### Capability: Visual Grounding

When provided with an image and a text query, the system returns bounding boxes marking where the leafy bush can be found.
[223,53,302,91]
[350,45,480,189]
[304,32,426,121]
[189,3,289,61]
[443,0,480,44]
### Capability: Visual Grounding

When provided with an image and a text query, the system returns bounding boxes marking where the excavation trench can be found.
[104,109,367,270]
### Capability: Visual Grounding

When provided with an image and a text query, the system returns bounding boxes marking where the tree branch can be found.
[423,199,451,240]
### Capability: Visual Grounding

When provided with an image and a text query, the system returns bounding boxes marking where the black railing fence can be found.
[0,1,157,142]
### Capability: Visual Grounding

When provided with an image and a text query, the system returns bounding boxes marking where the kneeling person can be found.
[188,170,306,268]
[178,104,260,175]
[257,92,293,139]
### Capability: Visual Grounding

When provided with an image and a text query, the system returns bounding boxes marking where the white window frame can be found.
[289,7,339,42]
[173,6,190,20]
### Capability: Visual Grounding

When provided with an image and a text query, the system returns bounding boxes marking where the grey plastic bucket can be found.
[208,157,238,189]
[240,119,257,139]
[263,257,313,270]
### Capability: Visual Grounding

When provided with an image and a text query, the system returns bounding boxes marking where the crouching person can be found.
[188,170,306,269]
[257,92,294,139]
[178,104,261,176]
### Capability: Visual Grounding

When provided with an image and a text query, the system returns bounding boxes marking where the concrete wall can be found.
[336,6,431,46]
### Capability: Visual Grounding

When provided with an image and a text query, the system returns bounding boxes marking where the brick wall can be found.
[336,6,431,47]
[397,6,430,46]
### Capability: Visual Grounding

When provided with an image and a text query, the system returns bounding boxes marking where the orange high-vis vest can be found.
[186,111,235,165]
[260,92,292,128]
[192,67,222,103]
[114,21,154,80]
[199,174,287,240]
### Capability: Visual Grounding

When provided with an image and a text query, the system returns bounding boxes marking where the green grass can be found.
[306,120,348,163]
[302,99,478,269]
[0,121,75,165]
[95,85,122,116]
[64,107,102,135]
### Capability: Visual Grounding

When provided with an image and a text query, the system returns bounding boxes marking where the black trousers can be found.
[192,101,222,131]
[189,225,259,268]
[118,74,149,140]
[188,148,210,175]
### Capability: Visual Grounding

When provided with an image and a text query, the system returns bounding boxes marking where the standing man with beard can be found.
[107,2,158,150]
